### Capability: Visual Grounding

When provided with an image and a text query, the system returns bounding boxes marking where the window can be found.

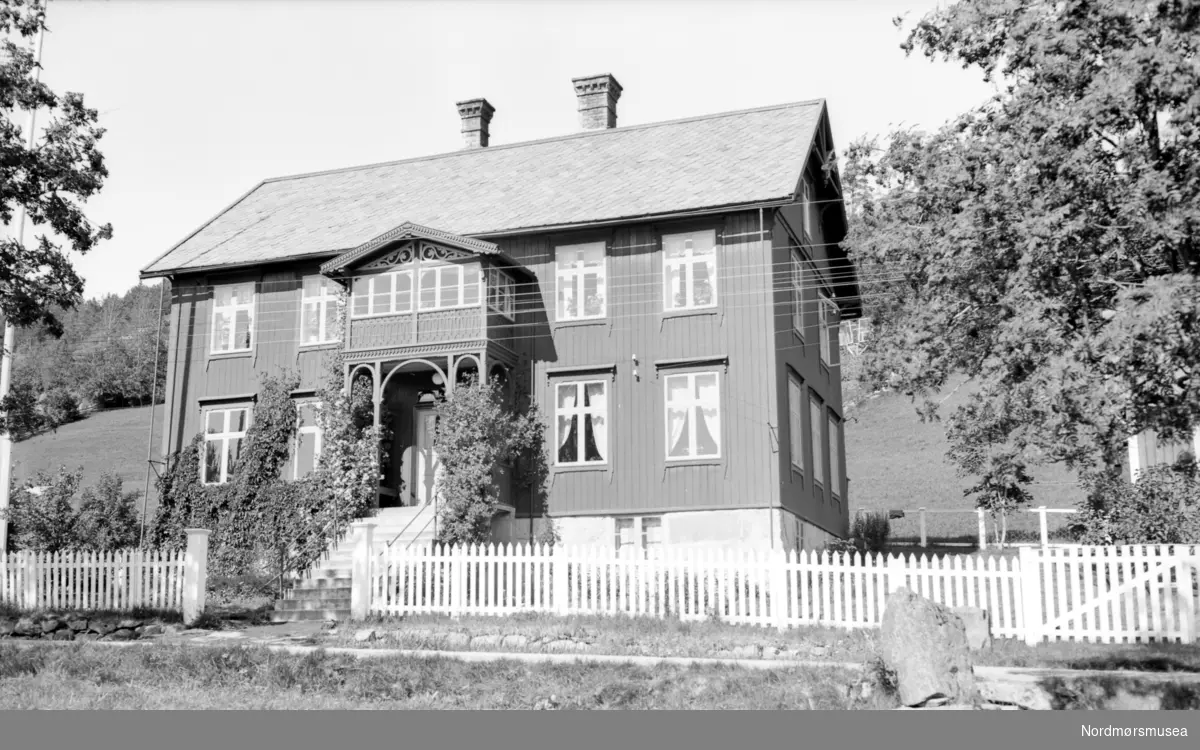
[351,270,413,318]
[788,372,804,476]
[202,407,250,484]
[418,264,480,311]
[555,380,608,465]
[790,251,805,336]
[665,371,721,460]
[802,179,813,239]
[300,276,340,345]
[556,242,606,321]
[809,393,824,490]
[663,230,717,312]
[819,293,837,366]
[211,283,255,354]
[488,268,515,318]
[641,517,663,558]
[828,413,842,501]
[615,518,636,557]
[292,402,323,480]
[614,516,663,558]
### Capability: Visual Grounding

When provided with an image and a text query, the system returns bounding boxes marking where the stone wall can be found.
[0,613,174,642]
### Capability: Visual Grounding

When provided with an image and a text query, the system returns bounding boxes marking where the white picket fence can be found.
[2,548,188,613]
[364,542,1200,644]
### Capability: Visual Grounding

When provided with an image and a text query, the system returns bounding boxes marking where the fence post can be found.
[24,551,38,609]
[452,544,464,619]
[886,553,908,595]
[919,508,927,549]
[1038,507,1049,549]
[554,543,569,616]
[977,509,988,551]
[771,548,788,631]
[1018,545,1042,646]
[182,529,210,627]
[350,522,376,621]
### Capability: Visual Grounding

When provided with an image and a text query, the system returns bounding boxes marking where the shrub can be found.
[0,372,43,440]
[76,472,141,550]
[39,386,82,431]
[831,512,891,555]
[1071,460,1200,545]
[2,467,83,552]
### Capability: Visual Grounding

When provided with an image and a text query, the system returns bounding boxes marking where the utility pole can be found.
[0,6,47,555]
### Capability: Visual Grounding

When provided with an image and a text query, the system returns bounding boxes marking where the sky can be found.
[28,0,997,300]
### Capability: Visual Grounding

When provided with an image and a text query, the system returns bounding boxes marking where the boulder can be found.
[107,628,137,641]
[353,628,377,643]
[90,620,117,636]
[0,619,15,637]
[68,619,89,632]
[880,588,978,707]
[117,619,142,630]
[142,624,165,637]
[50,629,74,641]
[40,618,63,634]
[951,607,993,651]
[471,634,502,648]
[501,635,529,648]
[443,633,471,648]
[545,639,576,652]
[14,617,38,637]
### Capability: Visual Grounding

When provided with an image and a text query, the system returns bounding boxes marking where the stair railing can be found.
[384,503,434,549]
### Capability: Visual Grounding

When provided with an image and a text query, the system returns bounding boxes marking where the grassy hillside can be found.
[844,374,1091,544]
[11,404,163,517]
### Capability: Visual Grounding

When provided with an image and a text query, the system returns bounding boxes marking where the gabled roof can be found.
[319,222,501,274]
[141,99,827,278]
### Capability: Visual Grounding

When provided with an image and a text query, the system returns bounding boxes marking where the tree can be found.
[1,1,113,336]
[843,0,1200,514]
[1,466,81,552]
[76,472,141,551]
[1069,458,1200,545]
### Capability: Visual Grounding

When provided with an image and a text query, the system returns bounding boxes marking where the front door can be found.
[413,407,440,506]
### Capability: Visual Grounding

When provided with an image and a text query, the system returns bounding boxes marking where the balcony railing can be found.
[348,308,484,351]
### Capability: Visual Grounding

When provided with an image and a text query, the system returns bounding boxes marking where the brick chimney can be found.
[456,98,495,149]
[572,74,622,130]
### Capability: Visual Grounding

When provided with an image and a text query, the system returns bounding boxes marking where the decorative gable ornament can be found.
[360,241,474,270]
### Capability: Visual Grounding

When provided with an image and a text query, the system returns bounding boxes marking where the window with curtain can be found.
[788,372,804,476]
[828,412,842,501]
[556,242,606,321]
[202,407,250,484]
[211,283,255,354]
[663,230,717,312]
[790,251,805,337]
[809,392,824,491]
[350,270,413,318]
[665,371,721,460]
[300,276,340,345]
[555,380,608,465]
[291,402,323,480]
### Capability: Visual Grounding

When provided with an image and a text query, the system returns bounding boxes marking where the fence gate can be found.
[1019,545,1199,645]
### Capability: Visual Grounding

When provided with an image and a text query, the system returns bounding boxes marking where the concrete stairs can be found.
[270,504,436,623]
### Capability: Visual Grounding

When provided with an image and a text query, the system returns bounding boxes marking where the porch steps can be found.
[270,505,436,623]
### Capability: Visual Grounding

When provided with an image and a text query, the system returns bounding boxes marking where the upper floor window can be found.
[419,264,481,311]
[203,406,249,485]
[663,230,717,312]
[788,372,804,477]
[211,283,255,355]
[291,401,323,480]
[790,251,805,337]
[828,412,842,502]
[665,371,721,460]
[556,242,606,321]
[555,380,607,465]
[488,268,515,318]
[802,178,814,239]
[351,270,413,318]
[819,292,837,366]
[300,276,340,345]
[809,392,824,491]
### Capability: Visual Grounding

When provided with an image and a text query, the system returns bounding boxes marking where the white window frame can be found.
[662,230,718,312]
[210,283,255,355]
[554,379,608,466]
[664,371,722,461]
[351,269,415,319]
[828,412,842,501]
[788,372,804,476]
[487,268,515,319]
[299,276,341,346]
[555,242,607,321]
[614,516,663,559]
[202,406,250,485]
[809,392,824,490]
[419,263,481,312]
[819,292,837,367]
[790,251,805,337]
[291,401,324,480]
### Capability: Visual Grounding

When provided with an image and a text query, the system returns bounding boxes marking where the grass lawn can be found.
[11,404,162,515]
[844,375,1092,545]
[0,642,870,709]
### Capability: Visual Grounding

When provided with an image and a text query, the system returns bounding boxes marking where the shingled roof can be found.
[141,99,826,278]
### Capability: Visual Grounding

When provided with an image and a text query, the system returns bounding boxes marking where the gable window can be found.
[802,178,813,239]
[665,371,721,460]
[488,268,515,318]
[555,380,607,465]
[828,412,842,502]
[300,276,340,345]
[818,292,837,366]
[663,230,717,312]
[351,270,413,318]
[788,372,804,477]
[556,242,606,321]
[790,251,805,337]
[202,406,249,485]
[809,392,824,491]
[291,402,323,480]
[211,283,255,354]
[419,264,480,311]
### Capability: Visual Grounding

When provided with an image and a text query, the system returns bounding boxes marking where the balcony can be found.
[348,308,484,353]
